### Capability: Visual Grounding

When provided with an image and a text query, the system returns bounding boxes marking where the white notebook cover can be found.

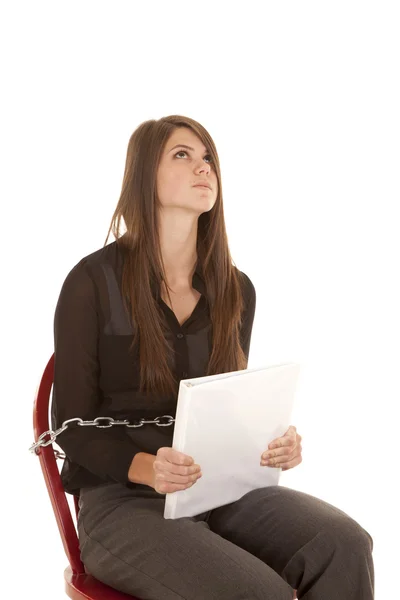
[164,362,300,519]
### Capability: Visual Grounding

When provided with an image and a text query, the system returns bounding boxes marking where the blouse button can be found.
[176,333,184,339]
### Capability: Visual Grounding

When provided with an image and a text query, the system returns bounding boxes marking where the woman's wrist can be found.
[128,452,157,487]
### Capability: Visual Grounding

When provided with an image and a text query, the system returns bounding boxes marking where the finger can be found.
[154,459,201,477]
[271,446,302,468]
[269,428,297,449]
[264,453,302,469]
[159,447,194,466]
[156,469,202,485]
[269,435,295,450]
[280,425,297,438]
[262,444,302,465]
[156,480,197,494]
[262,445,294,461]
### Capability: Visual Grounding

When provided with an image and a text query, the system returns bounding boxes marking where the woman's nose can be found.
[196,161,210,174]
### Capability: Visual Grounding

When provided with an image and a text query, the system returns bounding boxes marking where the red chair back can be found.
[32,352,84,574]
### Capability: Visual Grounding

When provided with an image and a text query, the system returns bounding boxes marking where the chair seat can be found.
[64,565,140,600]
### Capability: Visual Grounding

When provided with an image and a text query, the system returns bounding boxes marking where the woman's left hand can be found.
[260,425,302,471]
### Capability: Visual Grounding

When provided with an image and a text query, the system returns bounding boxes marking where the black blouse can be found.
[50,240,256,496]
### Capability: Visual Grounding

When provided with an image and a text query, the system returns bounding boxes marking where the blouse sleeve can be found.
[239,272,257,365]
[50,260,141,484]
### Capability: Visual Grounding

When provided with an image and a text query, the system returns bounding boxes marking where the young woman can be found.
[51,115,374,599]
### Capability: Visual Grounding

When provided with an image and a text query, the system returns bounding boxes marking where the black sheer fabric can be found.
[51,240,256,495]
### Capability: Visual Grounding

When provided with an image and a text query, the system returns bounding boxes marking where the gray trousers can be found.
[77,482,374,600]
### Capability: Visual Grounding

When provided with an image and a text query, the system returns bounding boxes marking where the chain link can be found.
[29,415,175,459]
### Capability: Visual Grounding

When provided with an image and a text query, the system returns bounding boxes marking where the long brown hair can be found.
[104,115,248,400]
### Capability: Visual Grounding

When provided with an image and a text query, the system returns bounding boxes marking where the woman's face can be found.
[156,127,218,215]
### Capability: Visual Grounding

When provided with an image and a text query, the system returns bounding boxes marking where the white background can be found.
[2,1,399,598]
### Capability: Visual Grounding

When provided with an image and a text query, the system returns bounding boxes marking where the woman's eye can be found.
[175,150,212,163]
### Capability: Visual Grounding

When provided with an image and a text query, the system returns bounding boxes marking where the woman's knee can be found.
[323,512,373,556]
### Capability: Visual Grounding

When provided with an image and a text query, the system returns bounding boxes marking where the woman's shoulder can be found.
[58,240,122,295]
[67,240,120,275]
[77,239,120,268]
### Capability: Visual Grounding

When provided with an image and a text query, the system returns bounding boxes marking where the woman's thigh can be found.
[77,482,294,600]
[207,484,374,591]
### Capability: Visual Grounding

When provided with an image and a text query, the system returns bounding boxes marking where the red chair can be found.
[31,353,138,600]
[31,353,298,599]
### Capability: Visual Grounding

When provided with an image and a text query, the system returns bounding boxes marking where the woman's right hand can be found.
[151,447,202,494]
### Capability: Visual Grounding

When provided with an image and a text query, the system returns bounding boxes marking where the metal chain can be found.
[29,415,175,459]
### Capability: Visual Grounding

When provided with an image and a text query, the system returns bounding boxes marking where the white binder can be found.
[164,362,300,519]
